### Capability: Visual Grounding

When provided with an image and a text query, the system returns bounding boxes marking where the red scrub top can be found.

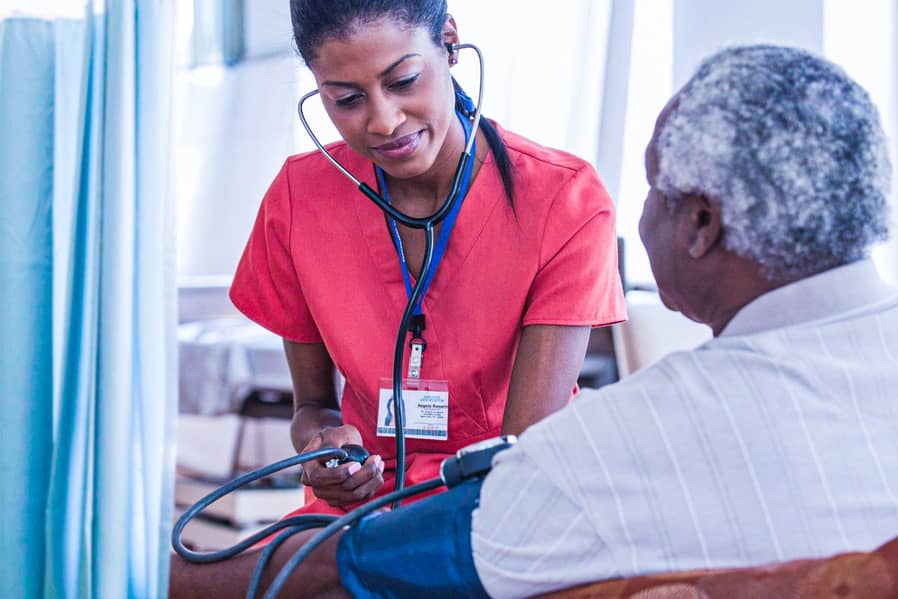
[230,124,626,515]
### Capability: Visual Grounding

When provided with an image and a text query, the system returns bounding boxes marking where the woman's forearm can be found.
[283,340,343,452]
[501,324,592,435]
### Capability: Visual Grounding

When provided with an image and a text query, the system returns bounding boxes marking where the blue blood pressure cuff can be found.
[336,478,490,598]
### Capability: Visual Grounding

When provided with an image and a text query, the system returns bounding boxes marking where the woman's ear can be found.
[442,14,459,56]
[686,195,722,259]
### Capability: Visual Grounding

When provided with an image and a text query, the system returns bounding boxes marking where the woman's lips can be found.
[372,131,422,159]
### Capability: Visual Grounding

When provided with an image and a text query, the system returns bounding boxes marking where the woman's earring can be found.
[449,54,458,66]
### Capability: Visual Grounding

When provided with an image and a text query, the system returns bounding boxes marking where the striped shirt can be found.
[471,259,898,598]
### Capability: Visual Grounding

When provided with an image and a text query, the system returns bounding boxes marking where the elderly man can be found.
[469,43,898,597]
[171,44,898,598]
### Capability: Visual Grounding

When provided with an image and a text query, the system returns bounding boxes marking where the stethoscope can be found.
[295,41,485,503]
[172,42,490,599]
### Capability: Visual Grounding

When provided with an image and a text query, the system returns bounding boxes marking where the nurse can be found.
[229,0,626,516]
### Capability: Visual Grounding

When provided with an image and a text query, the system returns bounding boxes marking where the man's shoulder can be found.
[578,349,705,402]
[518,347,723,461]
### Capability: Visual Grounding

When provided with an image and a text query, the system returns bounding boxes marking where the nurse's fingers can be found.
[325,475,384,507]
[304,460,360,488]
[340,455,384,491]
[314,456,385,506]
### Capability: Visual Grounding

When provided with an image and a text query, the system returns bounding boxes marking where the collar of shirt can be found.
[719,258,898,338]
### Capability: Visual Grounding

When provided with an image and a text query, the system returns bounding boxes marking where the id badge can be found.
[376,378,449,440]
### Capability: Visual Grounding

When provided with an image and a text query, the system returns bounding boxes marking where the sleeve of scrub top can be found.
[523,164,626,328]
[229,160,323,343]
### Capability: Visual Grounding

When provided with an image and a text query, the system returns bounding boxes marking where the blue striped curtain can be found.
[0,2,177,597]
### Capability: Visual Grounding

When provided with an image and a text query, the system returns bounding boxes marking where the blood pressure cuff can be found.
[336,478,489,598]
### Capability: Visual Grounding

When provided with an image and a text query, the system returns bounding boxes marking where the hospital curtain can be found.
[0,2,177,598]
[190,0,245,66]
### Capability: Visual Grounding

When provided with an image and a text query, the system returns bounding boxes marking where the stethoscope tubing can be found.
[262,477,445,599]
[389,222,434,506]
[169,442,446,599]
[170,448,348,563]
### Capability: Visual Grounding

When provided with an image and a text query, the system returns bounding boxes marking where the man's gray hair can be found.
[655,44,892,281]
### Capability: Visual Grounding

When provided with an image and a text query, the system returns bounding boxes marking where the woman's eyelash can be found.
[335,94,362,107]
[390,74,419,89]
[333,74,419,107]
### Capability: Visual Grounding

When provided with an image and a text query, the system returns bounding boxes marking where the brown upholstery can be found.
[540,535,898,598]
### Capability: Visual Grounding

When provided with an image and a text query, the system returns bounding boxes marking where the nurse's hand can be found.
[300,424,385,507]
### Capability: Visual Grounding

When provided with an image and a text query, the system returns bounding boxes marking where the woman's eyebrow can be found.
[321,53,420,88]
[379,53,419,77]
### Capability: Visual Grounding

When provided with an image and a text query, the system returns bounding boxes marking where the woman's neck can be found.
[383,169,455,216]
[382,118,483,215]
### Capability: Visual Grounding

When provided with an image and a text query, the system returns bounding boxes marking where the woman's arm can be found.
[283,340,384,506]
[501,324,592,435]
[283,339,343,453]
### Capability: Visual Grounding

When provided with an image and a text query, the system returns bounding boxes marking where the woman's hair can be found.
[289,0,515,203]
[655,44,891,281]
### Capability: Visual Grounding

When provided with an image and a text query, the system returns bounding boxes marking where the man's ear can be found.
[686,194,722,258]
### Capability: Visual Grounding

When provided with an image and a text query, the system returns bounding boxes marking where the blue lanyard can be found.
[376,110,477,321]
